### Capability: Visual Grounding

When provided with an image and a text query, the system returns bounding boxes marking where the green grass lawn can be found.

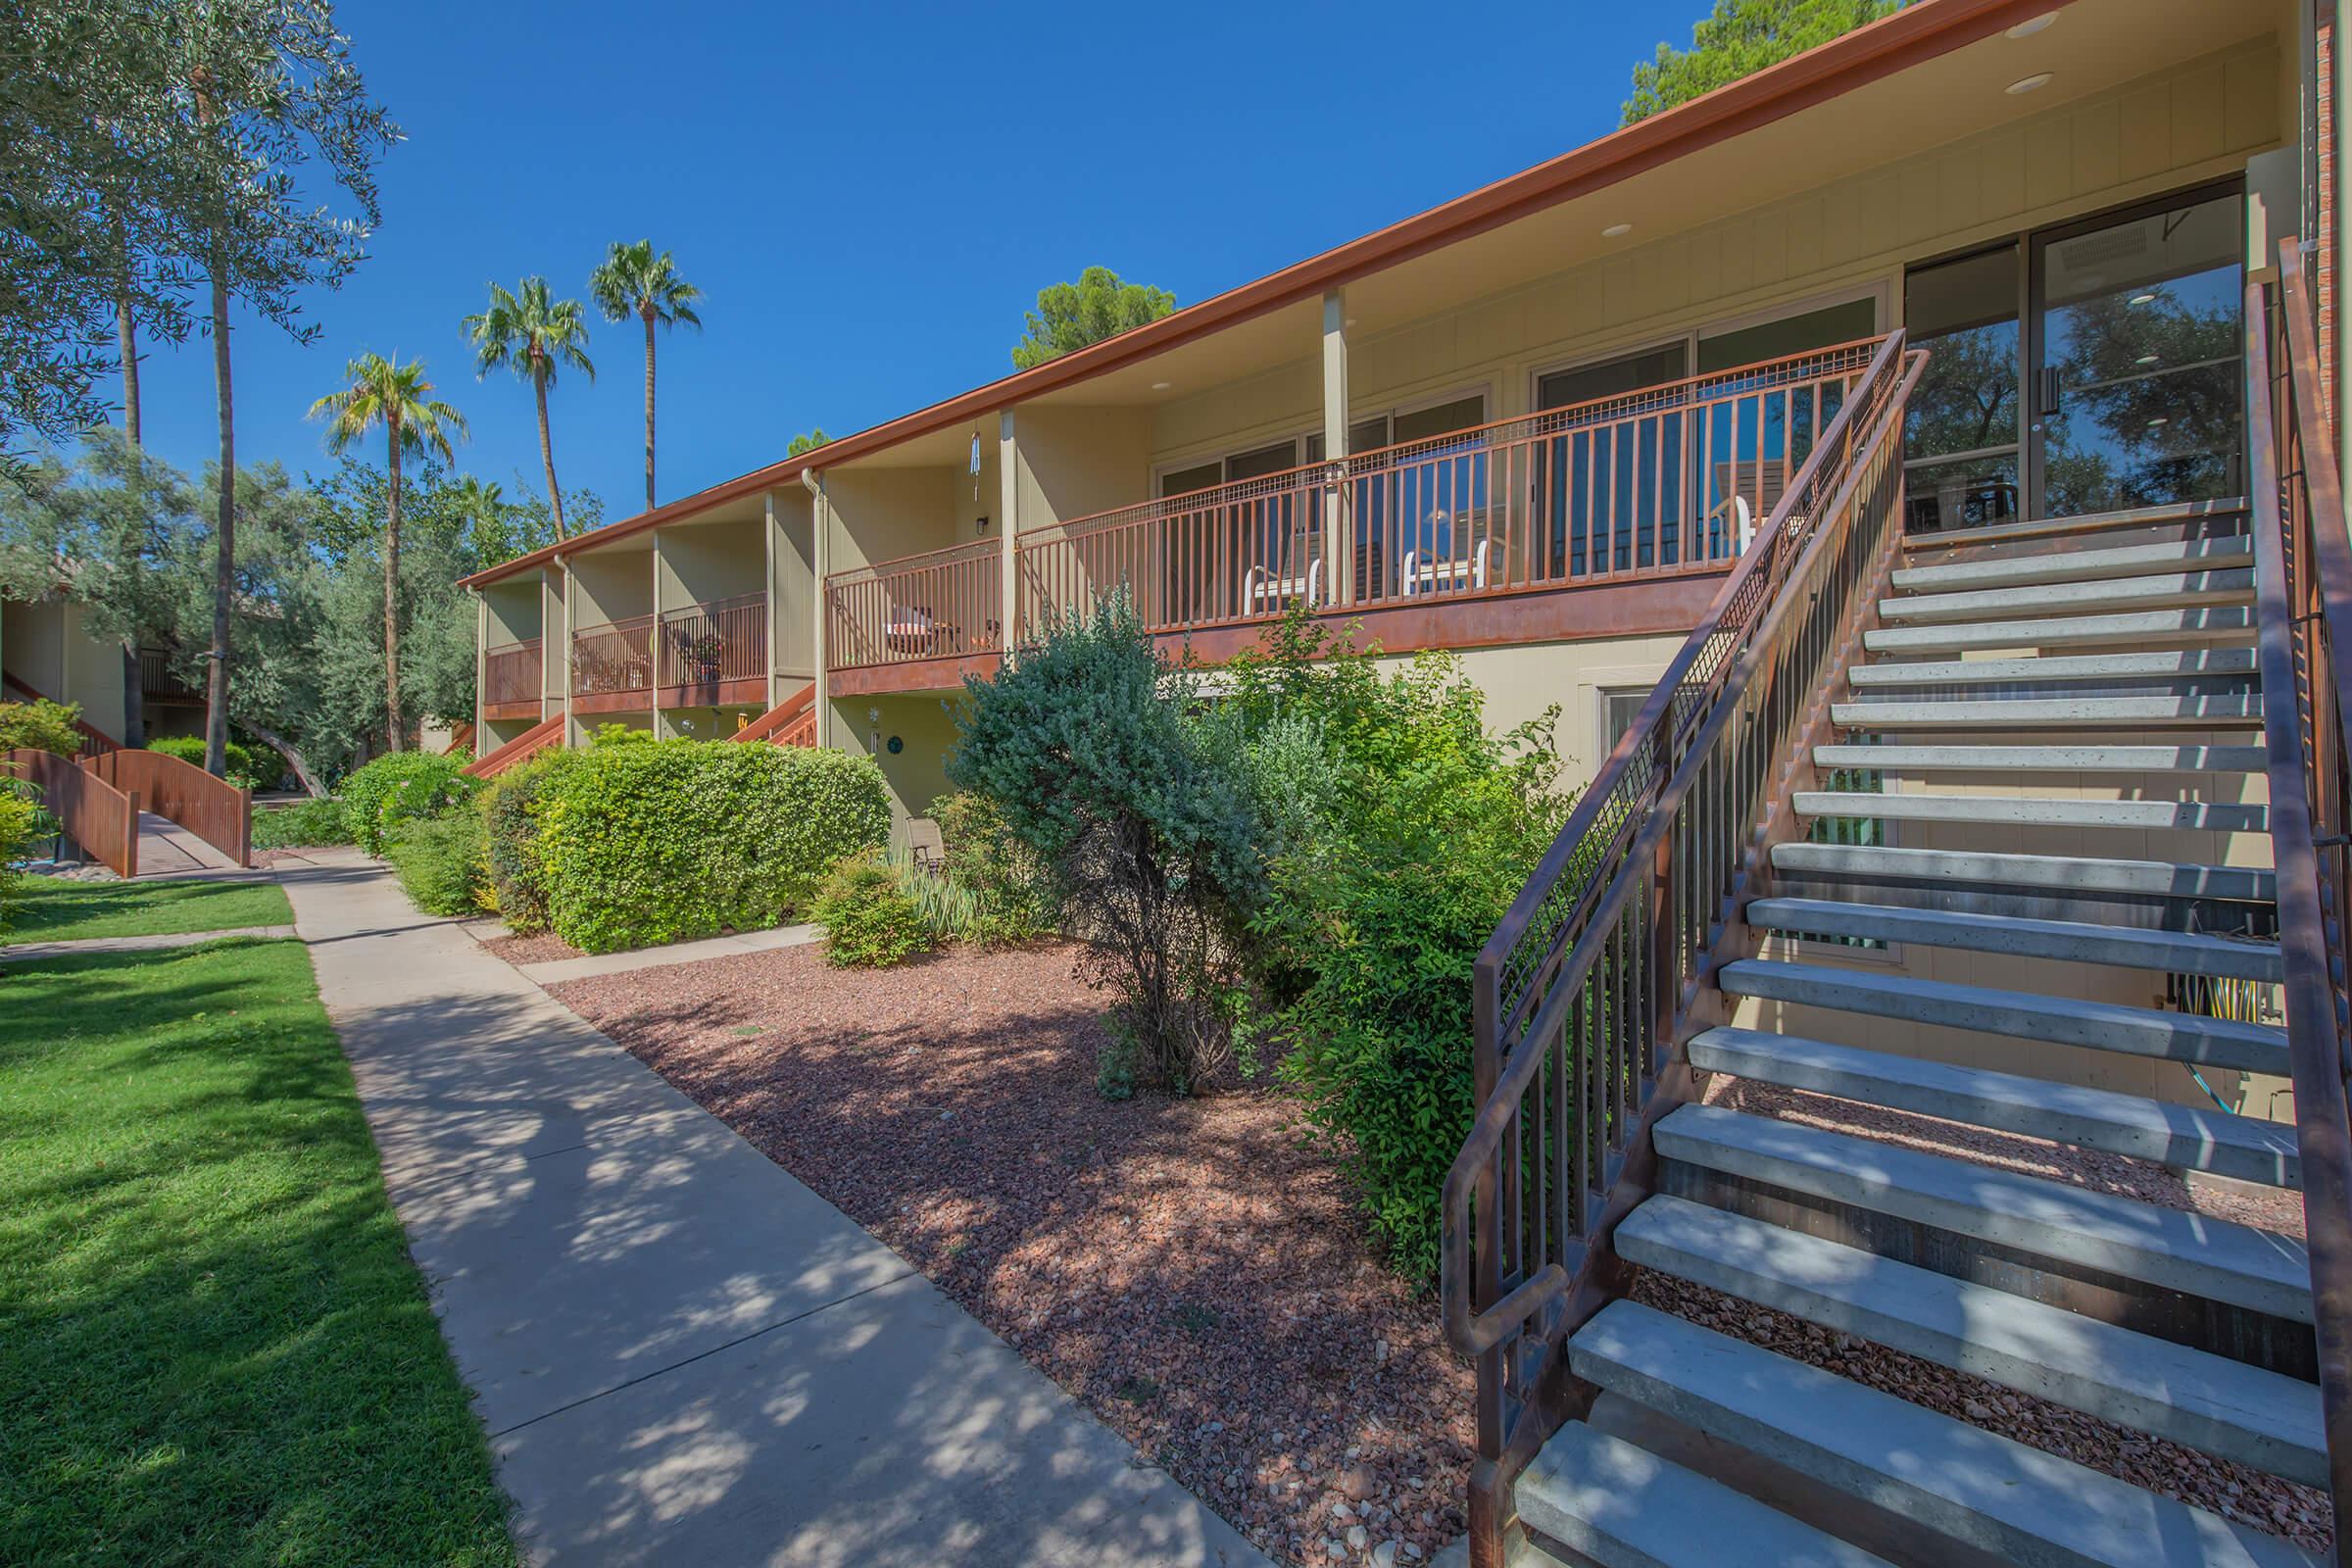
[5,877,294,942]
[0,938,515,1566]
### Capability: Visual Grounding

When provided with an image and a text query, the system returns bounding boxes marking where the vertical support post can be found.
[559,557,575,747]
[764,488,784,710]
[473,590,487,744]
[999,410,1020,663]
[1322,288,1350,607]
[651,532,674,739]
[810,474,831,749]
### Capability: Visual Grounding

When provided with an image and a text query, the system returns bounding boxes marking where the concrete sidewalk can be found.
[0,924,296,963]
[279,850,1264,1568]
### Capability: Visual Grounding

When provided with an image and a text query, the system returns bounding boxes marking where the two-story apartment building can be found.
[466,0,2315,817]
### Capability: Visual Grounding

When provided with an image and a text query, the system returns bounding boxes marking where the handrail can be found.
[2249,241,2352,1560]
[5,748,139,876]
[730,683,816,744]
[1436,332,1918,1559]
[462,713,564,780]
[569,613,655,696]
[826,536,1004,670]
[84,748,251,866]
[823,534,1000,588]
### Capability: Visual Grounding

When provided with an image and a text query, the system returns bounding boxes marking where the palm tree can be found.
[463,278,592,537]
[310,354,468,752]
[589,240,702,512]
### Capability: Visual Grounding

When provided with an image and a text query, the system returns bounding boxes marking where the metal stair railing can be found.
[1438,329,1924,1565]
[2250,238,2352,1565]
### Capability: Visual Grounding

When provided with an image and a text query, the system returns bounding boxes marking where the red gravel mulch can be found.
[478,931,584,966]
[548,942,1472,1567]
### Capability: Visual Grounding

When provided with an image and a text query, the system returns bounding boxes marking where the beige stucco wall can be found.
[568,551,652,628]
[483,579,540,648]
[769,488,817,683]
[826,691,966,844]
[4,598,128,741]
[1148,39,2285,474]
[825,461,989,575]
[656,518,763,608]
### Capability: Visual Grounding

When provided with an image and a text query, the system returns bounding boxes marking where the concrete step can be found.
[1846,648,2259,690]
[1517,1421,1896,1568]
[1888,536,2254,595]
[1792,792,2271,833]
[1719,958,2288,1074]
[1770,842,2278,904]
[1745,897,2284,981]
[1616,1195,2326,1485]
[1813,742,2266,774]
[1864,606,2257,656]
[1570,1301,2323,1568]
[1830,695,2264,731]
[1880,570,2254,626]
[1686,1026,2299,1188]
[1653,1103,2312,1322]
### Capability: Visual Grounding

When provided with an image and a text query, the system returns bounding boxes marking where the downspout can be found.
[803,466,826,748]
[2336,0,2349,495]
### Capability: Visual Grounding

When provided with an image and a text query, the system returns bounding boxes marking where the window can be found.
[1697,296,1877,372]
[1600,687,1652,759]
[1903,243,2022,532]
[1539,343,1688,413]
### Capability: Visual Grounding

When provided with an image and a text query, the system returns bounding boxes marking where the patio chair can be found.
[906,816,947,872]
[1400,537,1494,596]
[1244,557,1323,614]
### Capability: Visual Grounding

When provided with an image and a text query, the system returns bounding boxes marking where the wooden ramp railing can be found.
[463,714,564,780]
[731,684,817,746]
[82,748,250,867]
[2249,240,2352,1558]
[5,748,139,877]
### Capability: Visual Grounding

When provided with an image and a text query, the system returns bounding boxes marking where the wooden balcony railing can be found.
[1006,338,1882,646]
[483,638,543,708]
[570,614,654,696]
[138,647,203,705]
[658,592,766,689]
[2248,240,2352,1552]
[825,537,1002,671]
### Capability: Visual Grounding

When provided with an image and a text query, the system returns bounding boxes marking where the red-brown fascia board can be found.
[461,0,2068,590]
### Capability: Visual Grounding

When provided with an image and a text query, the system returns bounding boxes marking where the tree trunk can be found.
[204,272,233,779]
[246,722,326,798]
[384,417,405,752]
[117,286,145,749]
[535,365,566,538]
[642,305,657,511]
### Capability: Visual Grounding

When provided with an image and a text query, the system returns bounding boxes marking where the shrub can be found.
[0,786,37,930]
[252,796,354,850]
[384,811,487,917]
[0,699,83,759]
[146,734,262,788]
[342,751,477,857]
[951,595,1266,1095]
[589,722,652,747]
[927,791,1051,945]
[810,853,938,967]
[476,750,584,935]
[533,740,889,953]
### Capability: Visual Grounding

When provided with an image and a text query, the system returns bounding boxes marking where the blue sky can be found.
[129,0,1687,523]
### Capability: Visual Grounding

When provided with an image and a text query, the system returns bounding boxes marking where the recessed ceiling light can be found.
[2005,12,2059,39]
[2005,73,2052,95]
[2129,292,2157,306]
[1602,221,1634,238]
[1150,381,1172,392]
[2146,416,2169,427]
[2135,353,2160,366]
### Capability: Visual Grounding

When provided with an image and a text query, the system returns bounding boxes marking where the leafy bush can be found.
[0,699,84,759]
[1220,611,1563,1280]
[810,853,938,967]
[342,751,477,857]
[951,595,1266,1095]
[532,740,888,953]
[927,791,1051,945]
[252,796,354,849]
[384,811,487,916]
[145,734,263,788]
[476,750,584,935]
[0,786,37,930]
[589,722,652,747]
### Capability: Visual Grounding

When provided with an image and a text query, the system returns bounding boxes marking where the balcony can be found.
[824,340,1878,685]
[138,647,203,706]
[570,614,654,710]
[482,638,543,719]
[657,592,768,707]
[825,537,1003,694]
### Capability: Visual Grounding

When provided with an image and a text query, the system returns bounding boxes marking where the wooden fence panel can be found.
[5,748,139,878]
[83,749,251,867]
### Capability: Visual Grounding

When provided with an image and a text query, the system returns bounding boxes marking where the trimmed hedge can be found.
[531,741,889,954]
[252,797,354,850]
[476,749,587,935]
[342,752,477,857]
[384,812,487,916]
[810,854,937,968]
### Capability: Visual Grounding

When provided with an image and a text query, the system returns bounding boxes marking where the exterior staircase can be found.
[1441,257,2352,1568]
[1513,507,2323,1568]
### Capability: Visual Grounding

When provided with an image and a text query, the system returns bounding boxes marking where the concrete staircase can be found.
[1509,510,2326,1567]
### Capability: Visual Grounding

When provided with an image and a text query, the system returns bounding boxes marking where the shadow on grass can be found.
[0,939,515,1568]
